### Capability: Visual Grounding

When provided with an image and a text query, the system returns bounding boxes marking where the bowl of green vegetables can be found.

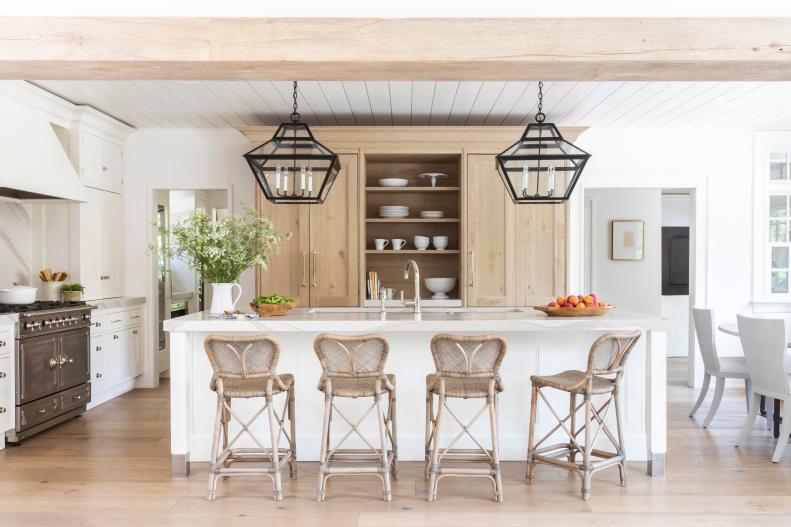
[250,294,295,316]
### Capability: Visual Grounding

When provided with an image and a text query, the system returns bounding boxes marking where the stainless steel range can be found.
[2,301,92,443]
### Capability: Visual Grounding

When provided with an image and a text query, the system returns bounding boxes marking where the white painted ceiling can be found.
[30,80,791,130]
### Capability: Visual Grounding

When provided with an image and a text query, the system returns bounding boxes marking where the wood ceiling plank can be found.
[428,81,460,126]
[389,81,412,126]
[222,81,280,125]
[3,18,790,81]
[365,81,392,126]
[446,82,483,126]
[318,81,356,125]
[342,81,375,126]
[410,81,435,126]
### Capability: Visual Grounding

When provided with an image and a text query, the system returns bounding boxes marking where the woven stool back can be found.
[430,334,507,379]
[586,331,641,376]
[314,333,389,378]
[204,335,280,380]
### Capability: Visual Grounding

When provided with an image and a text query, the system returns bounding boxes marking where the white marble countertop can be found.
[164,307,669,333]
[89,296,146,310]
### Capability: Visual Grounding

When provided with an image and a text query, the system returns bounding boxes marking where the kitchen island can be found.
[164,308,669,477]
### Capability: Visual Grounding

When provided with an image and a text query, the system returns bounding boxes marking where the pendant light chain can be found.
[535,81,545,123]
[290,81,301,123]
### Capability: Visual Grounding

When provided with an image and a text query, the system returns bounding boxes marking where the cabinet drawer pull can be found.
[0,340,6,347]
[96,346,102,351]
[95,322,102,327]
[0,372,6,378]
[468,251,476,287]
[37,408,47,415]
[113,334,120,340]
[49,358,58,370]
[72,395,82,401]
[302,252,308,287]
[96,373,102,378]
[130,315,140,319]
[111,319,122,323]
[132,330,138,335]
[0,407,6,414]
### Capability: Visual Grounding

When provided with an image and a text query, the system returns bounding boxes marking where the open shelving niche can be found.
[361,152,463,307]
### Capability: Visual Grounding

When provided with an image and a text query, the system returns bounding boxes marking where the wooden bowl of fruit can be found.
[533,294,613,317]
[250,295,296,317]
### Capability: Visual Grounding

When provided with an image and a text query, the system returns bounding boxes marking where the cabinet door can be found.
[58,328,90,391]
[90,334,105,392]
[78,132,103,188]
[256,195,310,306]
[309,154,359,307]
[514,203,567,305]
[80,191,103,301]
[17,334,59,404]
[104,331,123,387]
[465,155,515,306]
[130,327,143,377]
[99,192,122,298]
[100,140,124,192]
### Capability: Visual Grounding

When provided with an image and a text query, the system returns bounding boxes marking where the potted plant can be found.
[61,283,85,302]
[162,208,287,314]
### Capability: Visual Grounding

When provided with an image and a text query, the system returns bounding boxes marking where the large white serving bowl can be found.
[424,278,457,299]
[378,178,409,187]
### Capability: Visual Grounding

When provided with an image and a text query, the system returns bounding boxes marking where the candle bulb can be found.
[308,167,313,193]
[283,167,288,193]
[300,166,306,191]
[547,165,556,195]
[275,164,281,190]
[522,164,529,191]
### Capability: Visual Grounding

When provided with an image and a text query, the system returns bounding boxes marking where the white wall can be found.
[585,188,662,315]
[576,128,753,358]
[123,128,258,388]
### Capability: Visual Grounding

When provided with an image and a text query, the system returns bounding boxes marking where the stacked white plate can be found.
[420,210,444,218]
[379,205,409,218]
[378,177,409,187]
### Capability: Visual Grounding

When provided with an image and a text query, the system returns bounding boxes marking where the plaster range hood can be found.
[0,99,87,202]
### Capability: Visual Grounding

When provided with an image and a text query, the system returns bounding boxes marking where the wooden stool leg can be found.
[222,397,232,472]
[207,395,223,501]
[288,384,297,479]
[266,394,283,501]
[424,390,434,481]
[427,393,445,501]
[582,394,593,501]
[376,393,393,502]
[526,384,538,483]
[614,390,627,487]
[488,391,503,502]
[389,387,399,481]
[317,394,332,502]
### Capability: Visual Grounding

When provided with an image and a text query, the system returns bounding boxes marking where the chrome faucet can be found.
[403,259,421,313]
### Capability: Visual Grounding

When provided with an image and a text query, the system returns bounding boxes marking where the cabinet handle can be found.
[96,346,102,351]
[468,251,476,287]
[72,395,82,401]
[311,251,318,287]
[111,319,122,323]
[96,373,102,379]
[102,165,108,171]
[132,330,138,335]
[0,340,5,347]
[95,322,102,327]
[0,407,6,414]
[0,372,6,378]
[37,408,47,415]
[113,334,119,340]
[301,252,308,287]
[48,358,58,370]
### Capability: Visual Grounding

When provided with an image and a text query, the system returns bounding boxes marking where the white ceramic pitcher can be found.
[210,283,242,314]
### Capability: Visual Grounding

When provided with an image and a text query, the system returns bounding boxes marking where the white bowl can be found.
[424,278,457,299]
[420,210,444,218]
[378,178,409,187]
[0,285,37,304]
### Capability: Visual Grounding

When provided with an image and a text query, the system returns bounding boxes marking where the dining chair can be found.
[735,315,791,463]
[689,308,750,427]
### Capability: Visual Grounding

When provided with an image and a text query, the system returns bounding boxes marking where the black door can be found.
[17,333,59,404]
[58,327,91,391]
[662,226,690,295]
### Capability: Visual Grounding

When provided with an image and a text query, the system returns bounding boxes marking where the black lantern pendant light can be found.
[496,82,591,204]
[244,81,341,204]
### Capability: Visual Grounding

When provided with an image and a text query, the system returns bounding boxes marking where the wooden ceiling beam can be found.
[1,17,790,81]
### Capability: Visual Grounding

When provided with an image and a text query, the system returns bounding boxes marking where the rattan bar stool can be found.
[526,331,640,501]
[425,334,507,502]
[314,333,398,502]
[204,335,296,502]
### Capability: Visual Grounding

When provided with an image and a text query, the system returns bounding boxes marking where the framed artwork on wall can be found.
[612,220,645,261]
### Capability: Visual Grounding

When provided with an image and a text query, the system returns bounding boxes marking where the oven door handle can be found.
[48,357,58,370]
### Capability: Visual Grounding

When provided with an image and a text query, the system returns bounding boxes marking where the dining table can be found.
[718,322,787,438]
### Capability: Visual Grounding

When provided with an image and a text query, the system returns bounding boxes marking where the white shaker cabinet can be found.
[73,130,124,194]
[0,323,15,449]
[88,306,144,409]
[76,188,122,301]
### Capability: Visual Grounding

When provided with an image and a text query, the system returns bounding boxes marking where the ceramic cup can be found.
[391,238,407,250]
[432,236,449,250]
[414,236,430,250]
[374,238,390,251]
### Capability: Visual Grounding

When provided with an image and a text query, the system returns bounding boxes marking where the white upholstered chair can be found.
[735,315,791,463]
[689,308,750,427]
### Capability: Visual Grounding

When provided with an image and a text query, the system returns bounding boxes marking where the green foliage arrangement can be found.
[61,283,85,292]
[163,209,288,284]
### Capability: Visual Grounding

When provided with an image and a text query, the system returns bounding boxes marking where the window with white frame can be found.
[757,136,791,298]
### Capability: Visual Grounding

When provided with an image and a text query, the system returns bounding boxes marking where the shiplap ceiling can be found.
[30,80,791,130]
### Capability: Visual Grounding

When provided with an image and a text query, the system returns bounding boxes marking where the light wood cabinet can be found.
[465,155,515,306]
[257,154,359,307]
[514,202,567,305]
